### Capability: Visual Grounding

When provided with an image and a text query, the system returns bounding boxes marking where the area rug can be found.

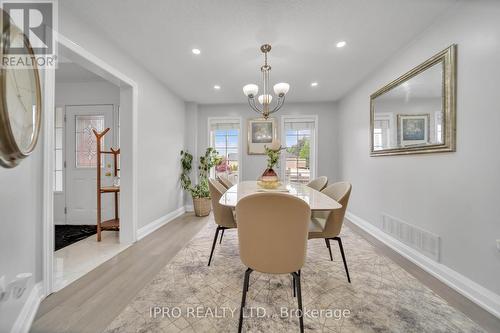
[54,225,97,251]
[104,217,484,333]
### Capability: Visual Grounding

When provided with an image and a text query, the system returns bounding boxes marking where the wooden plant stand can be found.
[93,128,120,242]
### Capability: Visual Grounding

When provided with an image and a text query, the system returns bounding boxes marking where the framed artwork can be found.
[247,118,277,154]
[397,114,430,146]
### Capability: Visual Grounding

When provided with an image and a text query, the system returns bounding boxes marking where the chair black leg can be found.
[292,275,296,297]
[219,228,225,244]
[292,271,304,333]
[207,227,221,266]
[333,237,351,283]
[238,268,253,333]
[325,238,333,261]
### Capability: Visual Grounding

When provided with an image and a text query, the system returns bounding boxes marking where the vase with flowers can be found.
[259,141,283,189]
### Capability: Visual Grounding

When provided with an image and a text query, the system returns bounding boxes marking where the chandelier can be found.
[242,44,290,119]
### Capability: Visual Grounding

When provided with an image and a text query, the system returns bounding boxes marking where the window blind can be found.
[209,119,240,131]
[284,120,315,131]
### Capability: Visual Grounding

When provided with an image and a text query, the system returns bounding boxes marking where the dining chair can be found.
[308,182,352,283]
[306,176,328,192]
[207,178,237,266]
[236,193,311,333]
[217,174,234,189]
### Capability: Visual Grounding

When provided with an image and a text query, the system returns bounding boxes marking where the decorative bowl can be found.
[257,180,281,189]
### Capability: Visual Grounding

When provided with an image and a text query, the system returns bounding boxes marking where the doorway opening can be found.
[53,60,127,290]
[43,35,138,294]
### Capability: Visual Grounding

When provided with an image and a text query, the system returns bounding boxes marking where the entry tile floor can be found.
[54,230,130,291]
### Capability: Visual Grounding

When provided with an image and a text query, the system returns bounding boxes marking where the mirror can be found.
[370,45,456,156]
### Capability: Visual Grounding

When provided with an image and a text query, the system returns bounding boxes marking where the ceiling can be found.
[56,62,109,83]
[61,0,457,104]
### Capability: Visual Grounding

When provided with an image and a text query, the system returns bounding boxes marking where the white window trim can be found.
[54,106,65,193]
[434,110,443,144]
[280,114,318,182]
[373,112,395,148]
[207,116,243,183]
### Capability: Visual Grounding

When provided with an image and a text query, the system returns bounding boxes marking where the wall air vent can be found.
[381,213,440,262]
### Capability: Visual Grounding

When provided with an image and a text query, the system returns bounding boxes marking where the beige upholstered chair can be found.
[309,182,352,283]
[217,174,234,189]
[307,176,328,192]
[207,178,237,266]
[236,193,310,333]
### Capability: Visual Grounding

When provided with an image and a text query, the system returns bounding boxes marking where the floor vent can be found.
[381,214,440,262]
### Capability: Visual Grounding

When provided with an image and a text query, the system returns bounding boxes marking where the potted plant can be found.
[180,148,221,217]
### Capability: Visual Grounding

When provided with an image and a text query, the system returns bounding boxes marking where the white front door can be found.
[65,105,115,225]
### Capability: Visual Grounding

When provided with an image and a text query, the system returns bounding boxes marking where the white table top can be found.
[219,181,342,211]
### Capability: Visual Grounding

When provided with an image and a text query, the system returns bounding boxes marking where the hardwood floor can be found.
[32,213,209,333]
[32,213,499,333]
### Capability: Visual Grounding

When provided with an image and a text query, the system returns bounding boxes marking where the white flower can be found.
[267,140,281,151]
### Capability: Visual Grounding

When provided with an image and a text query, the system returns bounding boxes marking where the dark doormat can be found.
[55,225,97,251]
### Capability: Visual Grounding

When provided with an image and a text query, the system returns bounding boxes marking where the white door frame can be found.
[42,32,138,296]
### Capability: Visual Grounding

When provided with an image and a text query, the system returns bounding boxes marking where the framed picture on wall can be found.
[397,114,430,146]
[247,118,277,154]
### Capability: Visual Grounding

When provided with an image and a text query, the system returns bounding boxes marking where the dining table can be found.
[219,181,342,211]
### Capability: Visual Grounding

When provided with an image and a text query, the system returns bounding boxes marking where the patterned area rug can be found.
[104,217,484,332]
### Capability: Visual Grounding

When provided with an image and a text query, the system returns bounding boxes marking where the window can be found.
[373,119,390,150]
[208,118,241,183]
[282,116,317,184]
[373,113,393,150]
[54,107,64,192]
[75,115,105,168]
[435,111,443,144]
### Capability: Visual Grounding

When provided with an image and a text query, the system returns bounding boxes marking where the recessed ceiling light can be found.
[192,48,201,55]
[336,41,347,48]
[213,85,221,90]
[311,82,318,87]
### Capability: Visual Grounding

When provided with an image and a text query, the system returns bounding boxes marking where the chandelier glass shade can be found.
[243,44,290,119]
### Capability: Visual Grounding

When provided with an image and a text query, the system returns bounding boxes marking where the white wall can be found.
[192,102,339,182]
[337,0,500,299]
[0,5,186,331]
[0,137,44,332]
[183,102,199,208]
[53,81,120,224]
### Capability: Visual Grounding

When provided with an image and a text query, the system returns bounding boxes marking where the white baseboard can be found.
[11,282,44,333]
[136,206,186,240]
[345,212,500,319]
[184,205,194,212]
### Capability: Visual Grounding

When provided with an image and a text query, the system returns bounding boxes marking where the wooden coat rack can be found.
[93,128,120,241]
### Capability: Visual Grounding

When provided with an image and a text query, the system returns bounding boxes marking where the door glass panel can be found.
[75,115,105,168]
[284,128,312,184]
[212,128,240,183]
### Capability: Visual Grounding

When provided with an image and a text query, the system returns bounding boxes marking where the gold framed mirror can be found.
[370,45,456,156]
